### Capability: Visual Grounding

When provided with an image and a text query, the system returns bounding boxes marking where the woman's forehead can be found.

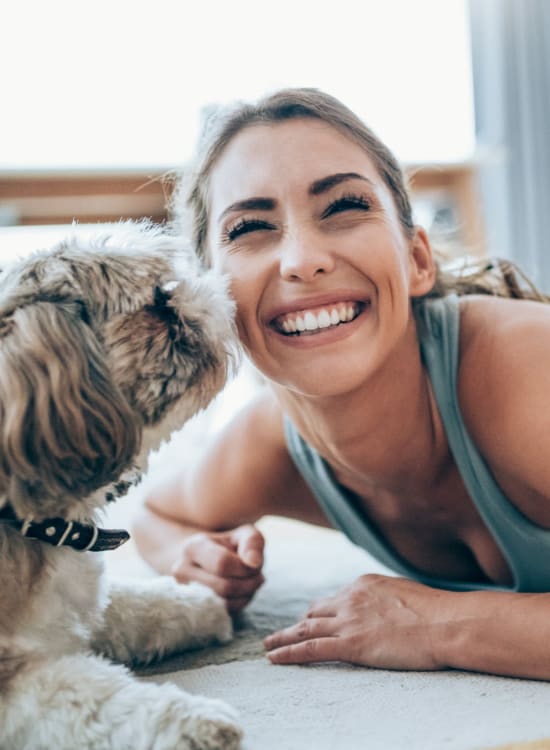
[207,119,381,211]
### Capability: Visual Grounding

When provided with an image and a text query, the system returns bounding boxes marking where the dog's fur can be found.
[0,223,242,749]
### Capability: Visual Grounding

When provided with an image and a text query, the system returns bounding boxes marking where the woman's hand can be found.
[171,524,265,613]
[264,574,449,670]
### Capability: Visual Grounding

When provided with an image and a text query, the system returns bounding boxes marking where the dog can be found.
[0,222,242,749]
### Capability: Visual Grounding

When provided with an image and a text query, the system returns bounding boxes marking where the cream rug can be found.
[105,514,550,750]
[103,414,550,749]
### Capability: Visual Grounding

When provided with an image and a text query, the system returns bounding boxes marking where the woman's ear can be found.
[408,226,436,298]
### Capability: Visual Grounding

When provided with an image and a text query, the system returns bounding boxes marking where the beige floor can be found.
[104,512,550,750]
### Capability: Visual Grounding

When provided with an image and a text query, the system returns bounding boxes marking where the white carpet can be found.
[107,517,550,750]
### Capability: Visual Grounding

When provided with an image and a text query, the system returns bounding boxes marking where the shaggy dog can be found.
[0,224,242,749]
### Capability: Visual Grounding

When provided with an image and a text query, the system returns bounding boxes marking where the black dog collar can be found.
[0,502,129,552]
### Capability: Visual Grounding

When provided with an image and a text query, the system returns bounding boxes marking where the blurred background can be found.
[1,0,548,543]
[0,0,543,263]
[2,0,549,278]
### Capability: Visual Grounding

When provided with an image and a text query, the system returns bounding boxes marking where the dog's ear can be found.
[0,300,142,518]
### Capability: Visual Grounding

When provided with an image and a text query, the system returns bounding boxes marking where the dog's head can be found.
[0,222,236,521]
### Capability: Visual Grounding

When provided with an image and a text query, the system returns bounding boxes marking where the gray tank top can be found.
[284,294,550,592]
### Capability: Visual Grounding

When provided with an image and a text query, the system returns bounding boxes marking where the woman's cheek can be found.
[230,289,255,350]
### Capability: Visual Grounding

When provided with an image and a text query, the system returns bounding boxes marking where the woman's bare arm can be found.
[133,386,326,609]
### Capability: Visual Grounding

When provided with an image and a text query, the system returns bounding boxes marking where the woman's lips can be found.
[271,300,368,336]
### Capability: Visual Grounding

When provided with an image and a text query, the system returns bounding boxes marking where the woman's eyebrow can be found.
[309,172,375,196]
[218,197,275,223]
[217,173,375,222]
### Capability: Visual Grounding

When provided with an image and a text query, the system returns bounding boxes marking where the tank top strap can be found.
[418,294,550,591]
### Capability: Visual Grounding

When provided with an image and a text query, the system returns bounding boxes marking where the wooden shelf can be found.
[0,163,485,254]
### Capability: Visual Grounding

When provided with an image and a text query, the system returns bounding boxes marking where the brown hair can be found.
[174,87,548,304]
[0,300,141,519]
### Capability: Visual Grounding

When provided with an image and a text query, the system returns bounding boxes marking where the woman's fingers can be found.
[266,636,341,664]
[177,563,264,599]
[267,639,341,664]
[170,527,266,612]
[232,524,265,569]
[185,534,259,578]
[264,617,341,663]
[305,599,339,619]
[267,575,447,670]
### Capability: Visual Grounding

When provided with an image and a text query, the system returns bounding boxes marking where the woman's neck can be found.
[272,323,449,494]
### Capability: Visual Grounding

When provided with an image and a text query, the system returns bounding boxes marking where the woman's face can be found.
[206,118,433,397]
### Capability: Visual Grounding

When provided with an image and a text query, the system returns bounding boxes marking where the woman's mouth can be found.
[271,300,368,336]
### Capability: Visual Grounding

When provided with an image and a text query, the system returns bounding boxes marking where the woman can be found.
[134,88,550,679]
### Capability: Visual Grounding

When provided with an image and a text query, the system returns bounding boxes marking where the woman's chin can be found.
[267,357,378,400]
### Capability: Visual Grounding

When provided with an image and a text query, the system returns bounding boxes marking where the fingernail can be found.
[244,551,261,568]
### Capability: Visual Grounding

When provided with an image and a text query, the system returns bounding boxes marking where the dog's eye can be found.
[75,299,91,325]
[145,289,180,332]
[154,286,171,308]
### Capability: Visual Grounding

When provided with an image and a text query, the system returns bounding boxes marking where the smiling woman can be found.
[134,87,550,681]
[200,116,430,397]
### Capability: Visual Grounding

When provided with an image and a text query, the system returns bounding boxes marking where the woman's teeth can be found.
[277,302,362,335]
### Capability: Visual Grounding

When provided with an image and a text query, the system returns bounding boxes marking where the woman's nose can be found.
[279,229,336,282]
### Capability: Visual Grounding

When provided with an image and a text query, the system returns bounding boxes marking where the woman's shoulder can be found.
[458,293,550,377]
[458,292,550,410]
[457,294,550,505]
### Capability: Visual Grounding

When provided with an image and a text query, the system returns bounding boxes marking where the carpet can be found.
[105,516,550,750]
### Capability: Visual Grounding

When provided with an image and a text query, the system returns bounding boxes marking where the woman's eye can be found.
[224,218,274,242]
[322,194,371,219]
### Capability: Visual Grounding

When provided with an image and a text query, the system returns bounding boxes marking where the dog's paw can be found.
[174,581,233,644]
[93,578,233,665]
[155,694,242,750]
